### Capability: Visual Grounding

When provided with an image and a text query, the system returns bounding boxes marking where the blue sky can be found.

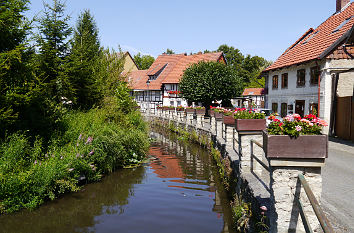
[25,0,343,61]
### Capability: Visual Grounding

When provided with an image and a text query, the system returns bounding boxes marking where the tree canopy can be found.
[66,9,101,109]
[133,53,155,70]
[179,61,243,109]
[217,44,272,88]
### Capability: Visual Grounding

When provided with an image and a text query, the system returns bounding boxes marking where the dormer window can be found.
[147,64,167,81]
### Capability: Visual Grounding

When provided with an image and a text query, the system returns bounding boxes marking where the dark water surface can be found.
[0,131,235,233]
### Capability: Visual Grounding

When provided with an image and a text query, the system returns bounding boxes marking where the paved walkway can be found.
[321,137,354,232]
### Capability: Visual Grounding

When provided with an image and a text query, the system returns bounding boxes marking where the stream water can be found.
[0,130,235,233]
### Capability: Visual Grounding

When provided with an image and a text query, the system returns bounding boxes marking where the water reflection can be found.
[0,130,235,233]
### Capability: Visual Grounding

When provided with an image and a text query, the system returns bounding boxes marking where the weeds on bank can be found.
[0,109,149,213]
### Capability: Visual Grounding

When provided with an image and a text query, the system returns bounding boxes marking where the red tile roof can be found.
[128,52,224,90]
[264,3,354,72]
[242,88,265,96]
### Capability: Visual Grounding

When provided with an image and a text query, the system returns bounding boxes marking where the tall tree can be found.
[66,10,101,109]
[0,0,32,135]
[180,61,243,111]
[133,53,155,70]
[36,0,72,100]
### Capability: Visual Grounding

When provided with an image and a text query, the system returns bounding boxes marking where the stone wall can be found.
[148,109,327,233]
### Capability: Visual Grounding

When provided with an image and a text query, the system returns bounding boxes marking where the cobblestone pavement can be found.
[321,137,354,232]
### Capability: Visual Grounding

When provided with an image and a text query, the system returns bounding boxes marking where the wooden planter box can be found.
[209,110,215,117]
[162,107,169,111]
[185,108,195,113]
[235,119,266,131]
[176,108,184,112]
[262,131,328,159]
[195,109,205,115]
[223,115,235,125]
[214,112,224,119]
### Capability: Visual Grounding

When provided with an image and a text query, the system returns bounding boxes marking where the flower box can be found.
[195,109,205,115]
[162,107,169,111]
[208,110,215,117]
[223,115,235,125]
[185,108,195,113]
[214,112,224,119]
[262,131,328,159]
[235,119,266,132]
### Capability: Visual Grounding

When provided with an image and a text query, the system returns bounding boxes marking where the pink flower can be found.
[88,150,95,156]
[68,168,74,172]
[34,160,37,165]
[295,125,302,132]
[85,136,93,144]
[260,206,267,211]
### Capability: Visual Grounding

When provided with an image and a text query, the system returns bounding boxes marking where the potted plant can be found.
[263,114,328,158]
[195,106,205,115]
[176,106,185,112]
[222,109,235,125]
[212,107,224,119]
[234,108,266,131]
[185,106,195,113]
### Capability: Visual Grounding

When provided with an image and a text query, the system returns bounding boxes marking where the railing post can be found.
[270,163,324,232]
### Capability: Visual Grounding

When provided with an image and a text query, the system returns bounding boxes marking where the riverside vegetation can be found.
[0,0,149,213]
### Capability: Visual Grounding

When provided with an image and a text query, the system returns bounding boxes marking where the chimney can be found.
[336,0,350,12]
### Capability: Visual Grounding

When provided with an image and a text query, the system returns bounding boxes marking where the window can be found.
[332,16,354,33]
[177,101,181,106]
[297,69,306,87]
[310,66,320,85]
[281,103,287,117]
[281,73,288,88]
[272,103,278,113]
[170,101,174,107]
[302,31,319,44]
[272,75,278,89]
[309,103,318,116]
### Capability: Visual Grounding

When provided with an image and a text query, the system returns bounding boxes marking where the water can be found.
[0,130,235,233]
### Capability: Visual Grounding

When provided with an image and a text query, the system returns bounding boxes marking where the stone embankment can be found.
[145,108,327,233]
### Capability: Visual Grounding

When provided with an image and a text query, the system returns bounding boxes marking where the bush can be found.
[0,108,149,213]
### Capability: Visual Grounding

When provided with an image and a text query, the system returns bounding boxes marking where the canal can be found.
[0,130,235,233]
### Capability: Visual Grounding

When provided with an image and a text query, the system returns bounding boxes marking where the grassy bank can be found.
[0,108,149,213]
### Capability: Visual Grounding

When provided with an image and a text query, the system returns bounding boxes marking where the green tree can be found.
[66,10,101,109]
[36,0,72,100]
[217,44,244,67]
[133,53,155,70]
[165,48,175,54]
[179,61,243,111]
[217,44,272,86]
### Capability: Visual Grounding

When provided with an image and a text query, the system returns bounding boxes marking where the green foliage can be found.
[0,108,149,213]
[165,48,175,54]
[180,61,243,108]
[133,52,155,70]
[66,9,101,109]
[233,109,265,119]
[36,0,73,100]
[217,44,272,87]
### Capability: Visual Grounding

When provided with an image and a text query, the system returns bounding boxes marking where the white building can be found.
[128,52,226,109]
[261,0,354,138]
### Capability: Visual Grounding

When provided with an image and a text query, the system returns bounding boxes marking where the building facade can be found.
[262,0,354,136]
[128,52,226,109]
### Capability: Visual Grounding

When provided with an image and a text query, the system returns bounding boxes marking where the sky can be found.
[25,0,344,61]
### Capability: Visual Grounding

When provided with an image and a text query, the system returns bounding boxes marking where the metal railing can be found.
[297,174,334,233]
[250,140,334,233]
[250,139,270,172]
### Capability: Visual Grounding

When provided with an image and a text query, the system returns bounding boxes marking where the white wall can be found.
[267,60,326,117]
[163,83,188,107]
[266,58,354,134]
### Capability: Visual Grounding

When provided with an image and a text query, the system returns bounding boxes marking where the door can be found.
[295,100,305,117]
